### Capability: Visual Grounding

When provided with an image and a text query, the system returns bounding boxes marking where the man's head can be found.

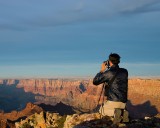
[109,53,120,65]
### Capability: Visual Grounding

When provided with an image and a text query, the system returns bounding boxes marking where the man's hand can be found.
[100,62,107,73]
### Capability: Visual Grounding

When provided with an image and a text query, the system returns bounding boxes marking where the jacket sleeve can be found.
[93,72,109,85]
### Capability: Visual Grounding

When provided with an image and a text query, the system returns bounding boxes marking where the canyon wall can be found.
[128,78,160,118]
[0,78,160,118]
[0,79,102,112]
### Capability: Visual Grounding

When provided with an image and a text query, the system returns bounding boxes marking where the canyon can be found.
[0,78,160,120]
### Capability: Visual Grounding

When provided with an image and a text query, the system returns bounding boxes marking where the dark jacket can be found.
[93,65,128,103]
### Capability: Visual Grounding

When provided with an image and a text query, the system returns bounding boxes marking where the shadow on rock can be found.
[0,84,36,112]
[73,117,114,128]
[126,100,159,119]
[38,102,76,116]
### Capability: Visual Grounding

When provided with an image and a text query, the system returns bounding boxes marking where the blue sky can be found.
[0,0,160,78]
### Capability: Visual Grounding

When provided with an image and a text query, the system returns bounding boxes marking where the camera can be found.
[104,60,110,67]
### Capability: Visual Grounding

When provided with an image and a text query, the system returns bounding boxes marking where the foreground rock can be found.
[15,111,160,128]
[0,103,43,128]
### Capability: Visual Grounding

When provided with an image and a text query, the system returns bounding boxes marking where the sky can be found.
[0,0,160,79]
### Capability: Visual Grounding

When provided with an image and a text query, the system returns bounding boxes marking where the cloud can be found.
[116,0,160,14]
[0,0,160,30]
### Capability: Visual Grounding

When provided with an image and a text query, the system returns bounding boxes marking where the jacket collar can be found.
[110,64,119,69]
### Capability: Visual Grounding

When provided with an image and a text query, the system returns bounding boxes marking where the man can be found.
[93,53,129,123]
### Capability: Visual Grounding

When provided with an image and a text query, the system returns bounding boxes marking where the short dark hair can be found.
[109,53,120,64]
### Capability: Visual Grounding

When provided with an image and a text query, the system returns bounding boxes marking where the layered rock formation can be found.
[0,79,102,112]
[1,78,160,127]
[0,78,160,118]
[16,79,102,112]
[0,102,43,128]
[128,78,160,118]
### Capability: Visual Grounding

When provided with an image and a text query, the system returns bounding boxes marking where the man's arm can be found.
[93,72,108,85]
[93,62,109,85]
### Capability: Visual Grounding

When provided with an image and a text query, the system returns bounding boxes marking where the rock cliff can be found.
[128,78,160,118]
[16,79,102,111]
[1,78,160,127]
[0,102,43,128]
[0,78,160,118]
